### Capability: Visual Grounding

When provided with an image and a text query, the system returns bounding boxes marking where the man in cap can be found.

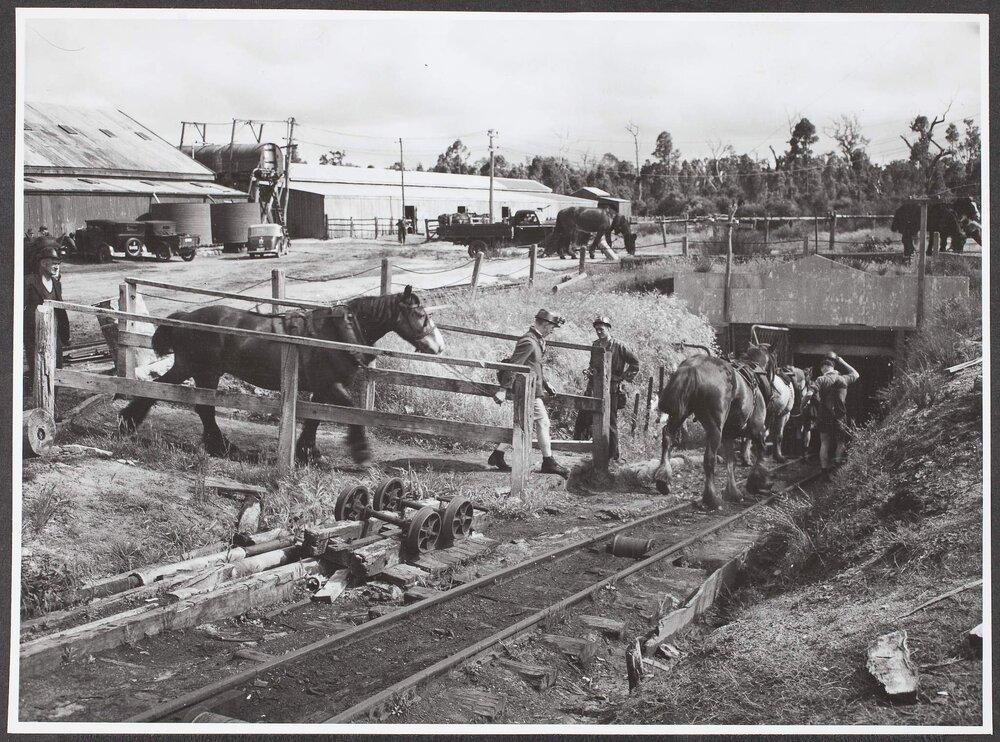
[489,308,569,479]
[24,239,71,393]
[808,351,859,476]
[396,218,407,245]
[572,316,639,461]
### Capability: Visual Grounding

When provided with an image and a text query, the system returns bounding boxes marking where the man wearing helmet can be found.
[808,351,859,476]
[489,308,569,479]
[572,316,639,461]
[24,240,71,393]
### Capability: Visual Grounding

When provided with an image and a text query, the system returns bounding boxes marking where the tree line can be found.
[310,113,980,217]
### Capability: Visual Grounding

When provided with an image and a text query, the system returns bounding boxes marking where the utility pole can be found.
[399,137,407,229]
[488,129,497,223]
[626,122,642,207]
[280,117,295,227]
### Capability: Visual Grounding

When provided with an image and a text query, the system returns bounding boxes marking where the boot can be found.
[487,450,511,472]
[541,456,569,479]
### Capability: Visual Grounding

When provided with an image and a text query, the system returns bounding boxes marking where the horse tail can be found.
[151,311,188,357]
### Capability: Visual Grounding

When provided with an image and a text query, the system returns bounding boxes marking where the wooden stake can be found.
[528,243,537,285]
[681,234,689,258]
[509,372,532,496]
[470,251,483,297]
[277,344,299,476]
[644,375,653,433]
[578,245,586,274]
[626,638,644,691]
[118,282,137,378]
[271,269,285,315]
[828,212,837,253]
[660,219,667,248]
[814,215,820,252]
[916,203,928,328]
[803,235,809,256]
[380,258,392,295]
[630,392,640,435]
[592,345,612,473]
[33,304,56,418]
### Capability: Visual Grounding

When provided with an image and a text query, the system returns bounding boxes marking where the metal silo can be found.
[149,202,213,245]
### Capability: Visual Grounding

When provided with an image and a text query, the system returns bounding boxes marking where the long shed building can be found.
[23,103,246,238]
[285,164,594,239]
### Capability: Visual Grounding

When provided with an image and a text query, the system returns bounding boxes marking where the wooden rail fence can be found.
[38,271,615,492]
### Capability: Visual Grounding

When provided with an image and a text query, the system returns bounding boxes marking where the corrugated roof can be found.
[24,103,217,179]
[573,186,611,198]
[290,180,592,207]
[24,175,246,198]
[290,164,552,193]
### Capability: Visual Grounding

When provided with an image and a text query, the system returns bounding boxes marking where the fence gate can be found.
[751,324,791,366]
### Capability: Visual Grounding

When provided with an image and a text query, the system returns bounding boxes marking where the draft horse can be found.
[118,286,445,465]
[545,206,637,259]
[653,354,769,510]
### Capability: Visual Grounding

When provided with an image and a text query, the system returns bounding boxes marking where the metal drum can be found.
[606,535,653,559]
[210,202,262,247]
[149,202,212,245]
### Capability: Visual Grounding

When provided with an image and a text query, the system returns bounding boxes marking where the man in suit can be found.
[489,309,569,479]
[24,240,71,394]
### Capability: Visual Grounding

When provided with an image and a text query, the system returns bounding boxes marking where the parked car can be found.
[246,223,289,258]
[72,219,198,262]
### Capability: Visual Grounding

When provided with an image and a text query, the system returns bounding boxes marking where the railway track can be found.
[119,458,819,724]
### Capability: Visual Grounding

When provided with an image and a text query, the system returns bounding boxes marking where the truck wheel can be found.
[469,239,488,257]
[97,244,113,263]
[124,237,143,258]
[180,249,196,262]
[157,245,173,261]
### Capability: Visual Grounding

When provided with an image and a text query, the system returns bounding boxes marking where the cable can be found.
[393,259,476,275]
[285,264,381,283]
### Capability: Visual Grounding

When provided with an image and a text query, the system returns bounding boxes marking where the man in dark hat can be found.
[396,218,407,245]
[572,316,639,461]
[489,308,569,479]
[808,351,859,476]
[24,240,71,394]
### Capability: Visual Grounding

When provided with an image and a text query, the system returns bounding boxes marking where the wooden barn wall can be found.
[286,190,326,239]
[25,193,211,236]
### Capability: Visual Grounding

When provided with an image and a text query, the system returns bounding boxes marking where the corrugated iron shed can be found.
[289,164,554,193]
[24,175,245,198]
[24,102,217,179]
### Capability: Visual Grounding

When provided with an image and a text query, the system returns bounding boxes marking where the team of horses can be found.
[544,206,637,259]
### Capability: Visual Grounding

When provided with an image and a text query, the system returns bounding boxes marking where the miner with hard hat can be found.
[489,308,569,479]
[24,239,71,393]
[573,316,639,461]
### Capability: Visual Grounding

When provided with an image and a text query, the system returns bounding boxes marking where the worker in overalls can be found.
[572,316,639,461]
[396,218,407,245]
[24,240,70,395]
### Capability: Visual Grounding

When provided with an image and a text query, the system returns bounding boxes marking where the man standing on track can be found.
[572,316,639,461]
[489,309,569,479]
[809,351,859,476]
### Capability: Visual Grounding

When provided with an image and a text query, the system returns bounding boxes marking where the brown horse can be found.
[546,207,636,258]
[118,286,445,464]
[653,354,768,510]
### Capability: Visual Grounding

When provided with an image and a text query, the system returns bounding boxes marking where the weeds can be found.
[23,483,71,537]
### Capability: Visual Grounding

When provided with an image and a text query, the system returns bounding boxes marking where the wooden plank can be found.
[118,330,154,349]
[578,614,625,639]
[378,563,427,588]
[54,369,514,444]
[497,659,557,690]
[34,305,56,417]
[20,559,323,677]
[366,366,500,398]
[380,258,392,296]
[45,300,533,374]
[271,268,285,315]
[311,570,349,604]
[403,586,443,604]
[532,439,592,453]
[509,372,531,497]
[593,345,612,472]
[539,634,598,669]
[203,476,267,498]
[277,345,299,476]
[301,521,364,556]
[435,323,592,352]
[349,538,401,578]
[452,687,505,722]
[127,276,329,311]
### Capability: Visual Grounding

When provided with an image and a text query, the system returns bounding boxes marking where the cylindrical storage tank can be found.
[149,202,213,245]
[210,202,262,247]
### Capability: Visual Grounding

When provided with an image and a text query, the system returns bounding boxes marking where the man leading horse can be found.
[545,206,637,260]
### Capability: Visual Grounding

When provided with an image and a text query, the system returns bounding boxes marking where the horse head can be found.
[613,215,637,254]
[953,197,983,245]
[344,286,445,355]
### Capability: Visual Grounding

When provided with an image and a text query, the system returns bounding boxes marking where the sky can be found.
[21,10,985,171]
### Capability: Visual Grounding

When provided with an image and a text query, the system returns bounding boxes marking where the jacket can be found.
[24,273,70,347]
[498,326,553,398]
[810,368,858,422]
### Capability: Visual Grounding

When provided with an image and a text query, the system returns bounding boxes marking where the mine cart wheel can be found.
[440,496,475,547]
[372,477,407,512]
[468,239,488,258]
[180,249,196,262]
[335,483,371,521]
[406,507,442,553]
[124,237,144,258]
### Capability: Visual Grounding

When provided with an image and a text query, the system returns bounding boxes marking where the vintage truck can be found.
[72,220,199,262]
[435,209,555,257]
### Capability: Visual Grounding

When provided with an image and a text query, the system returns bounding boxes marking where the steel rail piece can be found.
[129,457,812,723]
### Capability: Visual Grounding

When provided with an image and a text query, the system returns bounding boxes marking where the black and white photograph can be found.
[9,5,990,733]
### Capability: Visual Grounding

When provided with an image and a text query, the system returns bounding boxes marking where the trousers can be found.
[819,429,841,471]
[495,397,552,457]
[572,386,621,458]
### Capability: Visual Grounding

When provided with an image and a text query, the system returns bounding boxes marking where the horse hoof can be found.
[654,480,671,495]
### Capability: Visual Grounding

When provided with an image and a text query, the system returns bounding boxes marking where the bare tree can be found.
[828,114,870,161]
[900,109,956,193]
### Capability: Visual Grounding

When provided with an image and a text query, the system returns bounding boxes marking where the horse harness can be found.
[728,359,772,433]
[279,305,372,367]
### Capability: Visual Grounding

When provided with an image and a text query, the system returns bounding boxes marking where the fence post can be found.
[380,258,392,295]
[528,243,537,285]
[118,281,137,378]
[470,251,483,297]
[349,217,354,239]
[33,304,56,418]
[592,345,612,473]
[271,268,285,314]
[277,343,299,477]
[362,370,376,410]
[681,234,689,258]
[660,219,667,249]
[764,216,770,247]
[802,235,809,256]
[374,218,379,238]
[930,230,940,256]
[578,246,586,274]
[509,371,533,497]
[828,212,836,253]
[814,215,820,252]
[630,392,640,435]
[644,375,654,433]
[916,204,928,328]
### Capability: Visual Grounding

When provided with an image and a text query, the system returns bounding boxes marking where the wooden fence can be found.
[36,271,613,492]
[326,217,418,240]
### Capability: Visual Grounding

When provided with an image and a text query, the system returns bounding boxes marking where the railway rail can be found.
[106,458,821,725]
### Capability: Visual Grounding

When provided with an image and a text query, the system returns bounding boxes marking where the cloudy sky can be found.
[21,10,985,170]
